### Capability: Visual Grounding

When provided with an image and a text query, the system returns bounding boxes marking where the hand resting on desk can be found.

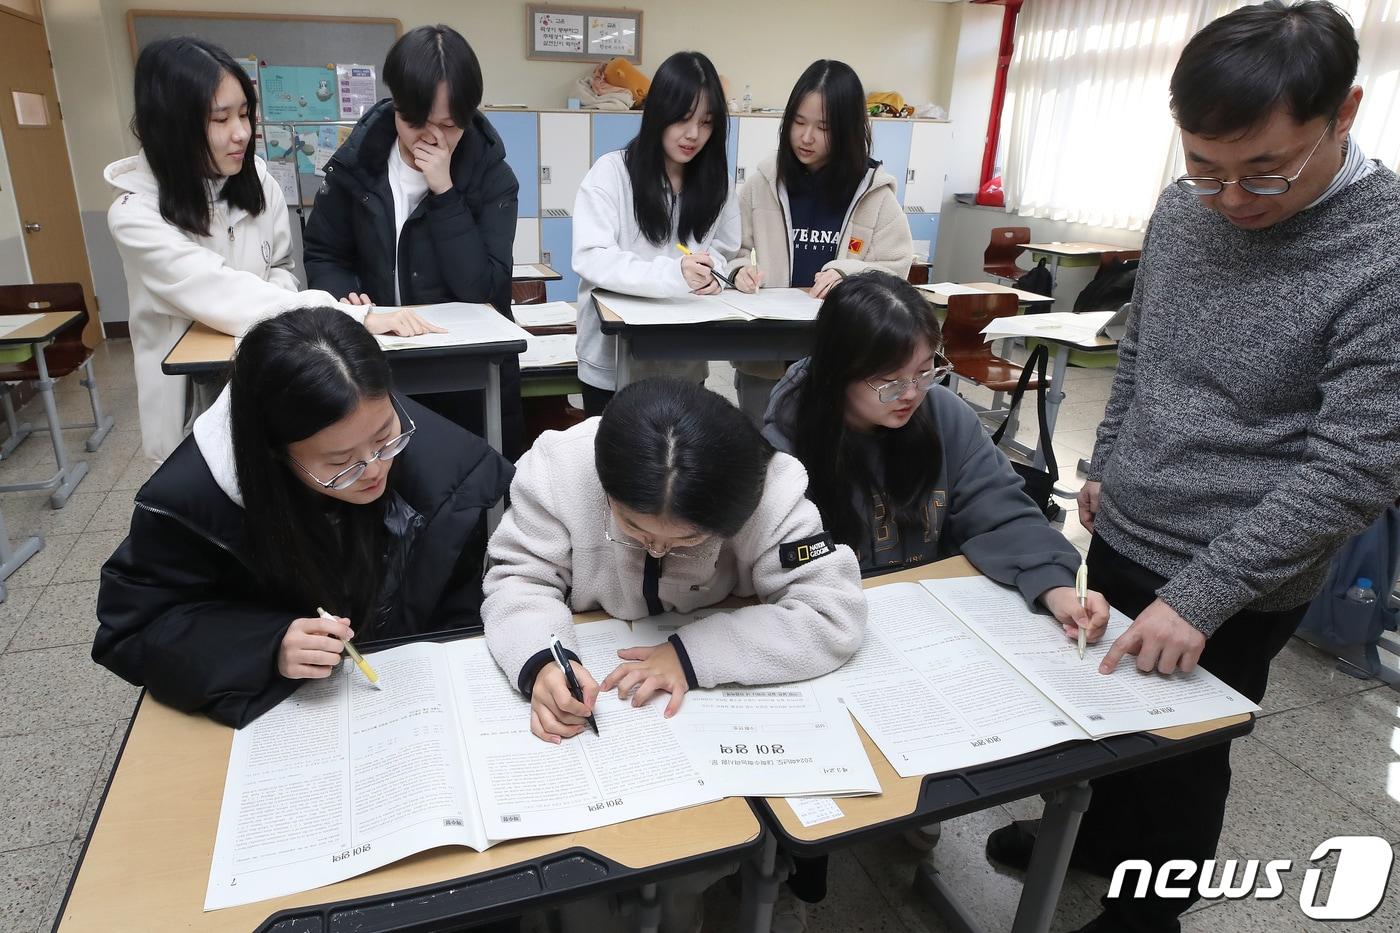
[602,641,689,717]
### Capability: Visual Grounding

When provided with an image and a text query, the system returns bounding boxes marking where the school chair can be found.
[942,291,1043,438]
[983,226,1031,284]
[0,283,115,459]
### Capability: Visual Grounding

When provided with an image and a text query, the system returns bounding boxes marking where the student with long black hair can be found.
[761,273,1108,928]
[303,24,524,453]
[94,307,513,728]
[572,51,741,415]
[728,60,914,422]
[106,36,432,463]
[482,377,864,741]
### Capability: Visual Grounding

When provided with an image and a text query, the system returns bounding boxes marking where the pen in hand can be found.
[550,635,600,736]
[317,607,383,690]
[1074,564,1088,660]
[675,243,735,289]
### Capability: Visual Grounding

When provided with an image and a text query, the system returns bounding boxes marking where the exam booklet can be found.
[595,287,822,325]
[370,302,533,351]
[826,580,1260,779]
[206,619,877,910]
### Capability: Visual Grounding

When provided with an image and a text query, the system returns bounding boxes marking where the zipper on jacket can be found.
[227,225,234,243]
[134,500,257,574]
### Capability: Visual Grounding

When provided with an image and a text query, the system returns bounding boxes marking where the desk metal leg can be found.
[915,858,985,933]
[484,362,504,532]
[81,359,116,451]
[635,882,661,933]
[0,342,89,508]
[1010,781,1093,933]
[737,832,788,933]
[0,388,32,459]
[0,506,43,603]
[615,335,633,391]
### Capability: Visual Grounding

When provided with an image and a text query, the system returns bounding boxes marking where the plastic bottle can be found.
[742,84,753,113]
[1345,577,1378,605]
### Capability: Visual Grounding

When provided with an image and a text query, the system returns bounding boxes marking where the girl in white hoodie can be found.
[106,37,434,461]
[727,60,914,423]
[571,51,741,414]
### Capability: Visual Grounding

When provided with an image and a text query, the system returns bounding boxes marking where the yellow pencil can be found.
[317,607,382,689]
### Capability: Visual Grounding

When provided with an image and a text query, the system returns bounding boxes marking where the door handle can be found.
[23,222,41,233]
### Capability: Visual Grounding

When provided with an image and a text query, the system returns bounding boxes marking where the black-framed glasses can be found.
[290,396,416,491]
[865,356,955,404]
[1175,121,1333,197]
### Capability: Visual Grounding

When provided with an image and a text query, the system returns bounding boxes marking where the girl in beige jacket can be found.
[727,60,914,422]
[482,378,866,745]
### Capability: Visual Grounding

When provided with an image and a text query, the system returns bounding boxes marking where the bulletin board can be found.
[526,4,642,64]
[127,10,402,207]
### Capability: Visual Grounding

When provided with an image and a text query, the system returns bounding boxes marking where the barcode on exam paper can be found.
[443,818,463,827]
[1050,720,1067,727]
[501,814,521,824]
[1087,714,1105,722]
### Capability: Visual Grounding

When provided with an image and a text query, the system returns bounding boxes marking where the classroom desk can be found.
[55,652,763,933]
[750,558,1253,933]
[512,263,564,283]
[1008,328,1119,481]
[919,281,1056,309]
[0,310,91,511]
[594,298,815,390]
[1021,243,1130,314]
[162,318,525,458]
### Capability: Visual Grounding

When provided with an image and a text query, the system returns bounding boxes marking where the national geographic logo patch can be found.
[779,532,837,569]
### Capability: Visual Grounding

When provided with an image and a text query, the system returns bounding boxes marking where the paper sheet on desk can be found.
[595,288,821,325]
[512,301,578,328]
[917,282,986,298]
[630,615,880,798]
[0,313,45,336]
[520,333,578,368]
[978,310,1116,345]
[371,303,532,350]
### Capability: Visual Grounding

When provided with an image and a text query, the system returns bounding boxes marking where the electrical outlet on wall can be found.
[907,168,916,183]
[736,167,746,183]
[541,250,552,265]
[541,166,552,184]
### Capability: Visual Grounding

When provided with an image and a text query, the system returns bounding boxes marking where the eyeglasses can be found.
[290,396,416,491]
[1175,121,1334,197]
[865,357,955,404]
[603,504,707,559]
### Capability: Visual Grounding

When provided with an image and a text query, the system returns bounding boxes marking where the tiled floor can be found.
[2,341,1395,932]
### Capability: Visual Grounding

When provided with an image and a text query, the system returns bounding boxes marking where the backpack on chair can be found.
[1013,257,1054,304]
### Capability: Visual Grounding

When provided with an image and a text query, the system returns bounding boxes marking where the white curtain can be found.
[1354,0,1400,168]
[1001,0,1399,229]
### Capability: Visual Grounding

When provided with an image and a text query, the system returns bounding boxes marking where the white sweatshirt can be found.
[482,417,867,692]
[571,150,742,390]
[105,152,365,461]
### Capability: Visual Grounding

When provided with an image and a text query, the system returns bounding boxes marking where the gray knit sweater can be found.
[1089,167,1400,635]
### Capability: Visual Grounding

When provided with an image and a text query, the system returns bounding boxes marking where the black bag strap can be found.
[989,344,1059,481]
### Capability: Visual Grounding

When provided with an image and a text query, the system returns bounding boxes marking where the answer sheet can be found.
[631,616,880,798]
[593,291,748,326]
[520,333,578,368]
[716,288,822,321]
[511,301,578,328]
[371,302,533,350]
[829,584,1089,778]
[920,577,1260,736]
[978,310,1116,345]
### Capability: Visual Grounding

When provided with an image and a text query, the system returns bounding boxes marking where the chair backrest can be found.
[942,291,1021,361]
[0,282,92,362]
[984,226,1031,265]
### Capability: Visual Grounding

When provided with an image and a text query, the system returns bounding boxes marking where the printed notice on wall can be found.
[534,12,585,53]
[335,64,377,119]
[587,16,636,56]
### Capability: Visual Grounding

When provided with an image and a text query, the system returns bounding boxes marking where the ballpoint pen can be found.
[550,635,600,736]
[1075,564,1088,660]
[675,243,735,288]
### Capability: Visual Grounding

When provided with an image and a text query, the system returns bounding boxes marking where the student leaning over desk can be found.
[481,377,866,744]
[571,51,741,415]
[728,60,914,423]
[93,308,513,728]
[106,37,434,464]
[762,272,1109,926]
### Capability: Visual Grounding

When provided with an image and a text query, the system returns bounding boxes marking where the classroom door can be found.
[0,7,102,346]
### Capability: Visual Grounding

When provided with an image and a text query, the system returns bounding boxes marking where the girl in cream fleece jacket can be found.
[482,379,865,744]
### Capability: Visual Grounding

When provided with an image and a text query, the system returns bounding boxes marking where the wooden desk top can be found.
[0,309,85,347]
[920,282,1055,306]
[1023,241,1131,256]
[58,660,759,932]
[763,558,1252,843]
[162,321,234,369]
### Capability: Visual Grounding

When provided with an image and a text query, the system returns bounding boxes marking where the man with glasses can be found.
[986,3,1400,931]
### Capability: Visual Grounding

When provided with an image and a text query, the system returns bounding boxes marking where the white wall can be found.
[932,2,1142,284]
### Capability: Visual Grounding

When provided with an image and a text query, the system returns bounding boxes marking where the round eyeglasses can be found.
[865,357,955,405]
[290,397,416,491]
[1175,120,1333,197]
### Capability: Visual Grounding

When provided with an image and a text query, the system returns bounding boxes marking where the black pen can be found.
[550,635,599,736]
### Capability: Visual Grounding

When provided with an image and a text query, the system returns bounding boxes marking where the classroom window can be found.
[12,90,49,127]
[991,0,1400,228]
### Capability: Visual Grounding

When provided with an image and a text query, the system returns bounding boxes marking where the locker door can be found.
[870,120,913,203]
[904,122,952,214]
[735,115,780,189]
[540,112,591,216]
